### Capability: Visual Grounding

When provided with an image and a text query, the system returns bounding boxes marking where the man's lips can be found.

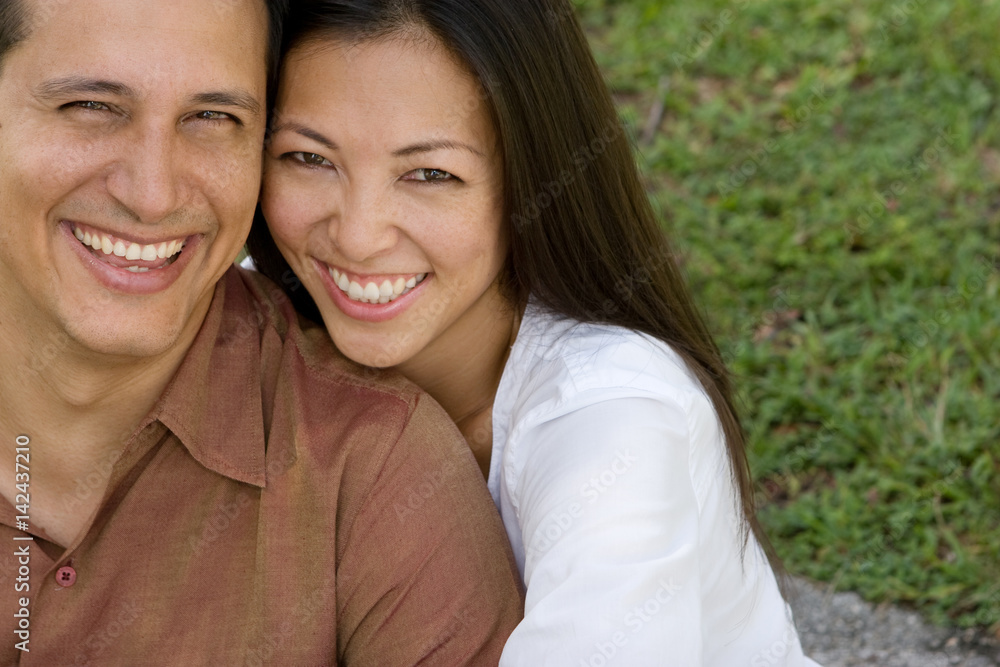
[69,221,189,271]
[62,220,203,296]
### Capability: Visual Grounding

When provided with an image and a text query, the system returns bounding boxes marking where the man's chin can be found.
[66,328,184,362]
[58,305,206,364]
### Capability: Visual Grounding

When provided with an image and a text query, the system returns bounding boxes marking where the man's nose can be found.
[105,124,186,225]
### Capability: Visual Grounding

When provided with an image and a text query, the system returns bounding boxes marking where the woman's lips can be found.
[327,266,428,304]
[315,259,431,323]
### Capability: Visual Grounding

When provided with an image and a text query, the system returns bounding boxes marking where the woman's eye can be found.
[407,168,455,183]
[287,152,333,167]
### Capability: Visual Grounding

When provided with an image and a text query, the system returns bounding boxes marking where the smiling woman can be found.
[247,0,820,664]
[260,33,507,370]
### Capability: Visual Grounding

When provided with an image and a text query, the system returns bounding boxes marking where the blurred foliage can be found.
[577,0,1000,629]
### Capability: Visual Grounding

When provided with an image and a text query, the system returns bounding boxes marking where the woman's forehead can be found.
[276,34,496,155]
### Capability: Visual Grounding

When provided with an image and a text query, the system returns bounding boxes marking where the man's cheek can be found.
[200,141,265,216]
[22,129,120,194]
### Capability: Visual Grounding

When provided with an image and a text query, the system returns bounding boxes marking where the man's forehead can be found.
[23,0,265,33]
[15,0,269,90]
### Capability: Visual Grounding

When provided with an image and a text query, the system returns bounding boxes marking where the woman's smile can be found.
[314,258,433,324]
[326,265,428,305]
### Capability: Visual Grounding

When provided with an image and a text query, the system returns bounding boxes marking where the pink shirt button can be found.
[55,566,77,587]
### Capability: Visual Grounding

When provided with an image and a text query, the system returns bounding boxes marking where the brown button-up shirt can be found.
[0,267,523,666]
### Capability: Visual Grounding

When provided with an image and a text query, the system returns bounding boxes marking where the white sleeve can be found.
[498,395,705,667]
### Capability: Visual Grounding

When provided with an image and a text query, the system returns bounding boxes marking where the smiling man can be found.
[0,0,522,664]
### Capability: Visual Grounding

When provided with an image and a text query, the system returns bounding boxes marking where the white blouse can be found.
[489,301,820,666]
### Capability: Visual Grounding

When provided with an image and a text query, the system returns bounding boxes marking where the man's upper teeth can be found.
[73,225,184,261]
[329,267,427,304]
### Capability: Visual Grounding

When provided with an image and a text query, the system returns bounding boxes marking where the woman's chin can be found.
[319,321,414,370]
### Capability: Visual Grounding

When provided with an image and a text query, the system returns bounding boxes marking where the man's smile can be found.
[68,221,189,272]
[60,220,204,297]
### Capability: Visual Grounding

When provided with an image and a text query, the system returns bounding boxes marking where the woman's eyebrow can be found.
[393,139,484,158]
[271,121,338,150]
[269,124,483,159]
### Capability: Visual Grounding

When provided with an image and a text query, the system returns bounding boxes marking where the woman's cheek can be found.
[262,180,320,248]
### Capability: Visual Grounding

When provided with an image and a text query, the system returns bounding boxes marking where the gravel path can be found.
[789,577,999,666]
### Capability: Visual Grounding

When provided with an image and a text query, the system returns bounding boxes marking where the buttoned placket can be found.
[1,421,170,664]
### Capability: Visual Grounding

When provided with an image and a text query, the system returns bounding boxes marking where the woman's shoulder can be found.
[501,300,712,423]
[490,299,725,513]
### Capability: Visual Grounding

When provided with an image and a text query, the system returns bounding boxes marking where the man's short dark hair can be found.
[0,0,31,74]
[0,0,288,100]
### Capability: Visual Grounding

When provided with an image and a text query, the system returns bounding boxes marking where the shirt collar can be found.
[152,268,267,487]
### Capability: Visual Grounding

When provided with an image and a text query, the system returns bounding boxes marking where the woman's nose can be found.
[327,182,399,262]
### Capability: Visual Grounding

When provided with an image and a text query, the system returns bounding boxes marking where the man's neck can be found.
[0,306,203,545]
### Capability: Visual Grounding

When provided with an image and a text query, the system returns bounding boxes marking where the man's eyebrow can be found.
[35,76,137,100]
[393,139,485,158]
[191,90,262,117]
[271,122,338,150]
[34,78,262,117]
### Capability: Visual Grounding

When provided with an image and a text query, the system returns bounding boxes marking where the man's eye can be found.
[194,111,235,123]
[287,152,333,167]
[406,168,455,183]
[67,101,111,112]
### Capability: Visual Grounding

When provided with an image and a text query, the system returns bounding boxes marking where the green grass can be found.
[577,0,1000,630]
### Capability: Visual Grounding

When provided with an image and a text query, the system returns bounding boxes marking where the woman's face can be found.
[262,34,507,369]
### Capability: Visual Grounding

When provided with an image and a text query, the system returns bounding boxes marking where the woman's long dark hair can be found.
[247,0,778,572]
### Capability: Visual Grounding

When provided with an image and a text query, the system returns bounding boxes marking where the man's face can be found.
[0,0,268,359]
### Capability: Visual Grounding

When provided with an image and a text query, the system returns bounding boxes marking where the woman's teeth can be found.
[329,267,427,304]
[73,225,185,270]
